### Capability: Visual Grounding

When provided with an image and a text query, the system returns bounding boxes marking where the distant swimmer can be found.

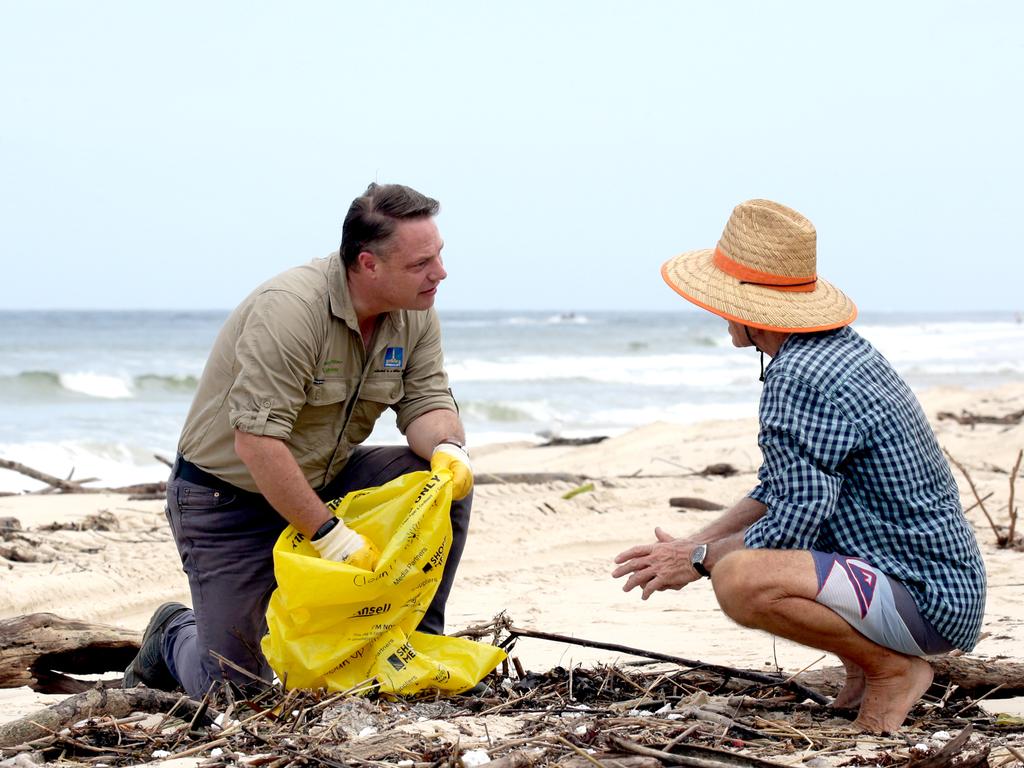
[613,199,985,734]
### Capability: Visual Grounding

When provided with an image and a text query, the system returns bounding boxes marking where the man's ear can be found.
[357,250,379,275]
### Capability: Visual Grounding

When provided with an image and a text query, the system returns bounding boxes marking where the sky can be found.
[1,1,1022,313]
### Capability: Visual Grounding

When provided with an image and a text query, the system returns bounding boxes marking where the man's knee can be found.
[711,550,766,625]
[712,549,812,627]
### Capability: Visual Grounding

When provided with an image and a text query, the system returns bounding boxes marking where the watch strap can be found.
[311,516,340,542]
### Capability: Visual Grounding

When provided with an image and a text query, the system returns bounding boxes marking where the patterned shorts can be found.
[811,552,954,657]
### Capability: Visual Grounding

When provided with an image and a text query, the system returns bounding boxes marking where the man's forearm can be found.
[405,408,465,460]
[234,430,331,538]
[692,495,766,544]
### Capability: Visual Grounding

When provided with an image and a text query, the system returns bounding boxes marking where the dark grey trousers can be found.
[161,446,472,699]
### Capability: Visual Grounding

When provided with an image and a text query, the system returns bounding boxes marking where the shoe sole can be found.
[123,602,190,688]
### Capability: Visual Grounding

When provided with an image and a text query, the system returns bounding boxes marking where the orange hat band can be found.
[713,247,817,293]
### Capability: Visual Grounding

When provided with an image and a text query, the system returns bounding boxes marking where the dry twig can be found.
[943,448,1003,544]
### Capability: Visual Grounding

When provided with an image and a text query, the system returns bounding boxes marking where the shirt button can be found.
[263,399,272,407]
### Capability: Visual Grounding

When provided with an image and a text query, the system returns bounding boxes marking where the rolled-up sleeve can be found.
[228,290,322,439]
[394,309,457,433]
[744,374,863,550]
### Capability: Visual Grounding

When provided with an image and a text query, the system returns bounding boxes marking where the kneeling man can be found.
[613,199,985,733]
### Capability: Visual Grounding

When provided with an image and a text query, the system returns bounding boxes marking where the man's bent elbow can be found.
[234,429,274,464]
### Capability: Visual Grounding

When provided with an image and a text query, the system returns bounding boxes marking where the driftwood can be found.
[538,436,609,447]
[506,626,830,705]
[1008,448,1022,545]
[937,409,1024,428]
[0,686,213,748]
[477,467,743,486]
[670,497,726,511]
[798,657,1024,699]
[698,463,738,477]
[611,736,790,768]
[0,627,1014,766]
[561,756,659,768]
[477,472,589,485]
[0,613,140,694]
[507,625,1024,703]
[0,459,90,493]
[0,544,53,563]
[9,612,1024,702]
[907,725,990,768]
[945,447,1021,548]
[0,458,166,496]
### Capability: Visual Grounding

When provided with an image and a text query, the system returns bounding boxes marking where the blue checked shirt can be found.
[744,326,985,650]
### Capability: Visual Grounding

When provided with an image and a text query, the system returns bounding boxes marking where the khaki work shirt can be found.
[178,252,457,493]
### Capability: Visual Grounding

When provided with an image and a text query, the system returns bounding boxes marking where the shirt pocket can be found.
[346,376,404,444]
[289,379,350,472]
[306,379,348,406]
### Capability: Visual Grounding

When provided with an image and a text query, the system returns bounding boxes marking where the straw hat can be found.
[661,199,857,332]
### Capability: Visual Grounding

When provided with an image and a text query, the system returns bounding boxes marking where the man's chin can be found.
[416,290,437,308]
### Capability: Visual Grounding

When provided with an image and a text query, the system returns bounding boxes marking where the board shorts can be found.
[811,551,954,657]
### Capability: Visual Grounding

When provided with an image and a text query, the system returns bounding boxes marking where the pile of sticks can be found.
[2,617,1023,767]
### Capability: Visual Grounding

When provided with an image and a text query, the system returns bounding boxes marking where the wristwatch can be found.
[690,543,711,578]
[311,516,340,541]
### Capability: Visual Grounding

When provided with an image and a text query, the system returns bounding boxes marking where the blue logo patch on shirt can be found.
[383,347,404,369]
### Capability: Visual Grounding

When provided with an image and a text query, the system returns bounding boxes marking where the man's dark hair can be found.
[341,183,440,269]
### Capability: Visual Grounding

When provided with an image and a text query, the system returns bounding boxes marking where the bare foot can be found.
[831,657,866,710]
[853,656,934,734]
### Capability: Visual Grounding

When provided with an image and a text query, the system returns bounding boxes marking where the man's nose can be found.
[431,257,447,282]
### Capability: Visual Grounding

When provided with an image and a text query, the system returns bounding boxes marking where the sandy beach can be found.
[2,382,1022,725]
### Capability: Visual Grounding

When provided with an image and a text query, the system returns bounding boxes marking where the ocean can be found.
[1,309,1022,492]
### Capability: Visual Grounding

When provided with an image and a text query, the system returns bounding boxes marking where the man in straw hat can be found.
[613,200,985,733]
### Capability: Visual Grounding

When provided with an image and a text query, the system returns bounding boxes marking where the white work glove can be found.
[311,519,380,570]
[430,441,474,500]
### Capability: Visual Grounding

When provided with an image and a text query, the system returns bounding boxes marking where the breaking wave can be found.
[0,371,199,400]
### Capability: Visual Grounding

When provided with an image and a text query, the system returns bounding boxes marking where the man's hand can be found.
[431,442,473,500]
[612,527,702,600]
[311,520,381,570]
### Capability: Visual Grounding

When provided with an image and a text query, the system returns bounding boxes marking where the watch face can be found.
[691,544,710,577]
[691,544,706,564]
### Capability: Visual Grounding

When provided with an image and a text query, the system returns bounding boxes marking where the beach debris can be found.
[699,463,739,477]
[0,613,1019,763]
[561,482,595,500]
[937,408,1024,428]
[0,544,55,564]
[538,436,609,447]
[39,510,119,532]
[0,517,21,534]
[651,458,744,478]
[0,614,140,694]
[669,497,726,511]
[0,686,216,748]
[905,724,990,768]
[0,650,1015,767]
[796,656,1024,701]
[944,448,1022,549]
[501,626,829,705]
[0,458,167,497]
[476,472,589,485]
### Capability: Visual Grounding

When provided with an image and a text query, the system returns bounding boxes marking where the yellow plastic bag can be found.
[261,469,505,695]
